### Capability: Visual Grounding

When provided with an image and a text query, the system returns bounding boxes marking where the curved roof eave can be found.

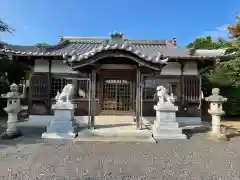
[63,43,169,65]
[67,50,165,71]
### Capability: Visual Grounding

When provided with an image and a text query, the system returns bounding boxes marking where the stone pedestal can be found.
[152,104,187,139]
[1,110,22,140]
[207,110,228,141]
[211,114,221,136]
[6,113,20,135]
[42,102,76,139]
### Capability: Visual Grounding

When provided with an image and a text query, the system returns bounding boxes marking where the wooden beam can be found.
[98,64,136,70]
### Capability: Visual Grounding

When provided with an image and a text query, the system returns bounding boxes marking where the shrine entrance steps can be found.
[75,116,155,143]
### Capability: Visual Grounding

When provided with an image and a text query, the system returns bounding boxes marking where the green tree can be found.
[186,36,228,49]
[202,16,240,116]
[206,16,240,87]
[186,36,228,96]
[187,16,240,116]
[36,42,49,46]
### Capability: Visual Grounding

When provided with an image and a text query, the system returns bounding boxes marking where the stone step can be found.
[95,116,135,124]
[42,132,75,140]
[153,134,187,140]
[74,136,156,143]
[77,128,152,138]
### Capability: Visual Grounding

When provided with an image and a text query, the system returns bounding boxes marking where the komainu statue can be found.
[156,85,175,106]
[55,84,75,103]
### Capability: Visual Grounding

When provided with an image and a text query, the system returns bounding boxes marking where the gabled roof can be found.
[0,32,231,63]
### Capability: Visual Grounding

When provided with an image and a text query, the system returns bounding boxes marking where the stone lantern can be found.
[0,83,26,139]
[205,88,227,139]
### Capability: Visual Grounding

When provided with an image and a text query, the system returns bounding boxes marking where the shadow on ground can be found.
[1,119,47,137]
[182,123,240,140]
[1,117,240,148]
[0,118,48,148]
[0,117,7,134]
[182,125,211,139]
[0,136,44,147]
[221,125,240,138]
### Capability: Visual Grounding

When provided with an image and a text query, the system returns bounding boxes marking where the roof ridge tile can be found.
[63,38,168,45]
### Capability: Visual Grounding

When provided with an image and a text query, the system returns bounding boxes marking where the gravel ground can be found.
[0,133,240,180]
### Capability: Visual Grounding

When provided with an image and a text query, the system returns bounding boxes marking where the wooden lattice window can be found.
[51,76,90,99]
[76,79,89,99]
[155,78,180,100]
[143,79,156,100]
[184,76,200,102]
[30,74,49,98]
[143,76,180,100]
[51,77,69,98]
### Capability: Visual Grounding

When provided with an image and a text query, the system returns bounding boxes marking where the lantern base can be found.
[208,133,229,142]
[0,130,22,140]
[218,134,229,141]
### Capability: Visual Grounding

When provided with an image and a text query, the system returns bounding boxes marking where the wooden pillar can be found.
[197,61,203,121]
[136,68,141,129]
[179,61,185,115]
[199,73,203,121]
[180,62,184,105]
[90,68,97,129]
[48,59,52,114]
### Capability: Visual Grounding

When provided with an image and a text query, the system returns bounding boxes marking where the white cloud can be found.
[202,25,229,39]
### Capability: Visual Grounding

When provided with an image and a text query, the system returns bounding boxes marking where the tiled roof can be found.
[63,41,170,64]
[0,41,39,53]
[0,32,230,63]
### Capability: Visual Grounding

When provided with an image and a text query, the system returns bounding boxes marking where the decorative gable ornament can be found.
[108,31,125,46]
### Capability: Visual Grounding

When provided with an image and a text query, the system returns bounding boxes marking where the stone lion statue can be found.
[156,85,175,105]
[55,84,75,103]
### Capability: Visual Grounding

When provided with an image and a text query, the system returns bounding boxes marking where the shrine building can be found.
[0,32,230,129]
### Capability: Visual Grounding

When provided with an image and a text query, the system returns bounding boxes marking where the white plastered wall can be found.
[183,61,198,75]
[33,59,77,74]
[161,61,198,75]
[51,60,77,74]
[161,62,181,75]
[33,60,49,72]
[33,60,199,75]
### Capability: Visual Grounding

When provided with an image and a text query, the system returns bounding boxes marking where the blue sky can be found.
[0,0,239,46]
